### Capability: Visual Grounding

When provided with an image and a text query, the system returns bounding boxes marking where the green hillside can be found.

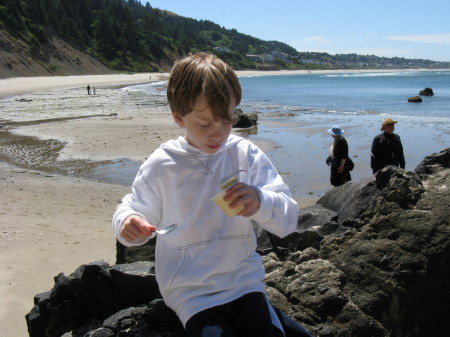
[1,0,449,74]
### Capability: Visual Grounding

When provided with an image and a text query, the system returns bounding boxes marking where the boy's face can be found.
[173,95,235,154]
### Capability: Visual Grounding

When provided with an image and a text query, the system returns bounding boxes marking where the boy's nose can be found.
[210,124,228,141]
[210,128,223,140]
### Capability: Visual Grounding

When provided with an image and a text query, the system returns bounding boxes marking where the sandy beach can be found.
[0,68,406,98]
[1,69,449,337]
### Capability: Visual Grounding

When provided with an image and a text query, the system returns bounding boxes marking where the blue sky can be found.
[146,0,450,62]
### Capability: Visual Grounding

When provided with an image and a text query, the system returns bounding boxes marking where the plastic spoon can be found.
[155,223,180,235]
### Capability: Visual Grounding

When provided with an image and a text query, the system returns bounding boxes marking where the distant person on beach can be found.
[326,126,353,187]
[93,86,96,95]
[87,84,91,95]
[112,53,312,337]
[371,118,405,174]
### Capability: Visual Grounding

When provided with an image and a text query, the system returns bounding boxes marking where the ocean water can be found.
[4,70,448,122]
[233,71,450,198]
[1,70,449,199]
[239,70,450,118]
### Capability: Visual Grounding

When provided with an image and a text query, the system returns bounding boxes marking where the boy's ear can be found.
[172,112,185,127]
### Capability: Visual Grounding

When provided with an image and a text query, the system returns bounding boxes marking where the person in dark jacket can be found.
[326,126,352,186]
[371,118,405,174]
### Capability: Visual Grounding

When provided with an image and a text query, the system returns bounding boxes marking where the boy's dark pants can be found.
[185,292,313,337]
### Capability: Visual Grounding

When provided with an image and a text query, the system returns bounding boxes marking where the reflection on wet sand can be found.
[0,117,112,177]
[0,117,260,186]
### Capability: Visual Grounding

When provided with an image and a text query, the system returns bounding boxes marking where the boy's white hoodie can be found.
[113,134,298,327]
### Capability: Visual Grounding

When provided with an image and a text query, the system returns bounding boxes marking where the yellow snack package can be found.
[212,175,245,217]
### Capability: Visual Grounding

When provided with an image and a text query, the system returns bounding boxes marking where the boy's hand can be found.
[223,182,260,217]
[120,215,155,242]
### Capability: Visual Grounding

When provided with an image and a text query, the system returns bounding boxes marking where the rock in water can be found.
[419,87,434,96]
[408,95,422,102]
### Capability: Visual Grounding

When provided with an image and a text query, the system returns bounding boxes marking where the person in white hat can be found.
[326,126,352,186]
[370,118,405,174]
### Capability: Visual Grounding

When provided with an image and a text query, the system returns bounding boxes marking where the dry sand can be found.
[0,163,129,332]
[0,72,169,98]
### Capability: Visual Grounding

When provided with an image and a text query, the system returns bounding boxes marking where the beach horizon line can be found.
[1,68,445,99]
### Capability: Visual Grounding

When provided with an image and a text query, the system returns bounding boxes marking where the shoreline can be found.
[0,68,443,99]
[1,69,449,337]
[1,68,448,196]
[0,72,169,98]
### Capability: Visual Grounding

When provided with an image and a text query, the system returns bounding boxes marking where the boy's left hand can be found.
[223,182,260,217]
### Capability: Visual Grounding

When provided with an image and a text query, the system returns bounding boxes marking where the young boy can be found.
[113,53,307,337]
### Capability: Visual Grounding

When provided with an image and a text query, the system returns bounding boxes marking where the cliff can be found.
[0,29,112,79]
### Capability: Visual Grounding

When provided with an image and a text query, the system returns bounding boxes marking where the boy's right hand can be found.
[120,215,155,242]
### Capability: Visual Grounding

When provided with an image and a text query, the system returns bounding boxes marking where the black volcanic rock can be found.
[26,148,450,337]
[232,109,258,128]
[419,87,434,96]
[408,95,422,102]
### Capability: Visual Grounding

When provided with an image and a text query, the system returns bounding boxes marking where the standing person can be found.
[93,86,96,95]
[371,118,405,174]
[112,53,312,337]
[87,84,91,95]
[326,126,352,187]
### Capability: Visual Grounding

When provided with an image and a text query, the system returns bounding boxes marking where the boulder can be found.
[414,146,450,177]
[233,108,258,128]
[26,148,450,337]
[25,261,168,337]
[419,87,434,96]
[407,96,422,102]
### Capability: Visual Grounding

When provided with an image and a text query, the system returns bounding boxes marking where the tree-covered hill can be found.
[1,0,449,78]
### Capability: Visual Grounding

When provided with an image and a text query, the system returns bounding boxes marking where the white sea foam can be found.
[324,71,419,78]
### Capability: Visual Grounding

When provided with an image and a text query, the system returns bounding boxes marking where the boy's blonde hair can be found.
[167,53,242,122]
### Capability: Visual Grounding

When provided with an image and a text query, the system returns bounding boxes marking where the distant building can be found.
[302,59,315,64]
[260,54,274,62]
[246,54,262,62]
[213,46,230,52]
[270,51,290,62]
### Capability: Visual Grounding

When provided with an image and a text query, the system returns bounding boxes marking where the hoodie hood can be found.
[160,134,243,156]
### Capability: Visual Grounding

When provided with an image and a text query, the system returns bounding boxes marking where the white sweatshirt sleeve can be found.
[246,144,299,238]
[250,187,298,238]
[112,166,160,247]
